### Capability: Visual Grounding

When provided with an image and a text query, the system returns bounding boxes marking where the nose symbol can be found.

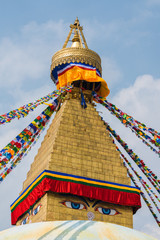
[87,211,95,220]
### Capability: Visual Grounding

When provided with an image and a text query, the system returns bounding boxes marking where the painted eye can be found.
[21,216,29,225]
[95,207,119,215]
[61,201,86,210]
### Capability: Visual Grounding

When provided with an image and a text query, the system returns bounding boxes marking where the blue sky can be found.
[0,0,159,97]
[0,0,160,238]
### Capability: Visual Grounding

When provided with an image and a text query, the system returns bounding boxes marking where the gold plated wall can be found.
[17,91,133,228]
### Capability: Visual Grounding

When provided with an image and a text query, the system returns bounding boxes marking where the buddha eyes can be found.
[95,207,119,215]
[61,201,86,210]
[60,200,120,216]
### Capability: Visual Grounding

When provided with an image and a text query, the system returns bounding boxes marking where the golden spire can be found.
[50,18,102,79]
[63,17,88,49]
[71,30,81,48]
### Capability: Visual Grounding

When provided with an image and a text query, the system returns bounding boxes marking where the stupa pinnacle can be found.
[50,18,110,98]
[63,17,88,48]
[10,18,141,228]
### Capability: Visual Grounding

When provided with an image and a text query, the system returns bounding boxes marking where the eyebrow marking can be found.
[74,196,90,207]
[92,200,102,208]
[59,193,90,207]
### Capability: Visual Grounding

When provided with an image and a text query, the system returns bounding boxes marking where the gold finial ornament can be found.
[50,18,102,77]
[50,18,110,98]
[71,30,81,48]
[74,17,80,26]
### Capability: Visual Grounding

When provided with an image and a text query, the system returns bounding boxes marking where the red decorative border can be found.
[11,177,141,225]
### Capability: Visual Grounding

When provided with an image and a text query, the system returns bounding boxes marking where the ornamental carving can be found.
[50,47,102,78]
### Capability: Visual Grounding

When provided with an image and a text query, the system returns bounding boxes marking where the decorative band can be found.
[10,170,141,224]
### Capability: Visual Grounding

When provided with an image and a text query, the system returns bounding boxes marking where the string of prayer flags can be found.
[1,118,48,183]
[124,161,160,214]
[104,121,160,194]
[0,99,58,183]
[126,166,160,227]
[123,151,160,205]
[93,91,160,138]
[93,92,160,155]
[0,100,57,181]
[114,142,160,213]
[111,135,160,203]
[133,130,160,155]
[0,86,72,125]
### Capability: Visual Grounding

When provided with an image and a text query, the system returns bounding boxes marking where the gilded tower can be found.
[11,18,141,228]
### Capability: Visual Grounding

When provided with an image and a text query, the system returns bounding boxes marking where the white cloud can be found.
[0,19,69,118]
[0,37,45,87]
[0,20,67,93]
[112,74,160,127]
